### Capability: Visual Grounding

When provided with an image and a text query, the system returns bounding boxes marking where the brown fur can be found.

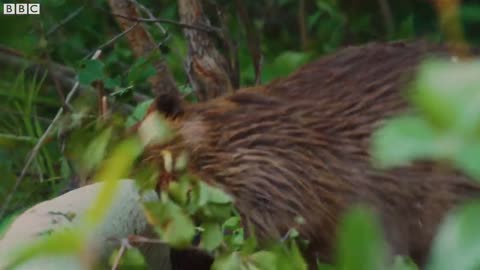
[142,41,480,269]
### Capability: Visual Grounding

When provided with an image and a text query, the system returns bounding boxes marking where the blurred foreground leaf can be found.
[427,201,480,270]
[6,230,84,269]
[336,206,387,270]
[372,58,480,179]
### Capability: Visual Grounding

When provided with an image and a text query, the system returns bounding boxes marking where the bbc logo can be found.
[3,3,40,15]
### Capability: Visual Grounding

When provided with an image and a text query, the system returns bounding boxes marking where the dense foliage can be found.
[1,0,480,269]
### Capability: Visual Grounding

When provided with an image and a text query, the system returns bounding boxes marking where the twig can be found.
[46,6,85,36]
[132,0,168,35]
[127,235,167,245]
[131,0,172,47]
[111,238,130,270]
[0,51,102,221]
[110,12,220,33]
[82,22,139,61]
[43,50,70,110]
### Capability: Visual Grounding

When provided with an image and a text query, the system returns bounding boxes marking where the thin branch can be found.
[132,1,168,35]
[0,51,102,221]
[111,238,130,270]
[108,0,179,99]
[131,0,172,47]
[82,22,139,61]
[127,235,168,245]
[110,12,220,33]
[46,6,85,36]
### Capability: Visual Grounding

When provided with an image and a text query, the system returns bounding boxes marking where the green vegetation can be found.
[1,0,480,269]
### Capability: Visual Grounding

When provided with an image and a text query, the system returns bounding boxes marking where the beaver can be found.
[140,40,480,269]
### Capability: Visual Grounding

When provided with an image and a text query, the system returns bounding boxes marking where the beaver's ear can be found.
[154,93,184,118]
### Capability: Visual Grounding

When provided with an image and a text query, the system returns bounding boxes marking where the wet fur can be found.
[145,41,480,269]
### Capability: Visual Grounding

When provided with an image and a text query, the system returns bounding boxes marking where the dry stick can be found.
[0,51,102,221]
[111,239,130,270]
[109,235,168,269]
[127,235,167,245]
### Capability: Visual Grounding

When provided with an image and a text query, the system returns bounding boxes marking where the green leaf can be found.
[125,99,154,128]
[5,230,84,269]
[392,256,419,270]
[371,115,438,168]
[427,201,480,270]
[81,127,113,173]
[144,200,196,248]
[201,222,224,251]
[212,252,242,270]
[192,181,210,208]
[104,76,122,89]
[207,185,233,204]
[128,57,157,83]
[189,182,233,215]
[161,210,195,247]
[250,251,277,270]
[87,137,143,225]
[78,60,104,85]
[200,203,234,221]
[223,216,241,230]
[109,247,147,269]
[263,51,311,82]
[271,241,308,270]
[168,176,191,206]
[454,142,480,179]
[411,59,480,133]
[336,206,387,270]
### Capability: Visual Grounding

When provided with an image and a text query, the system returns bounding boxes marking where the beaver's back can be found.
[181,90,479,266]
